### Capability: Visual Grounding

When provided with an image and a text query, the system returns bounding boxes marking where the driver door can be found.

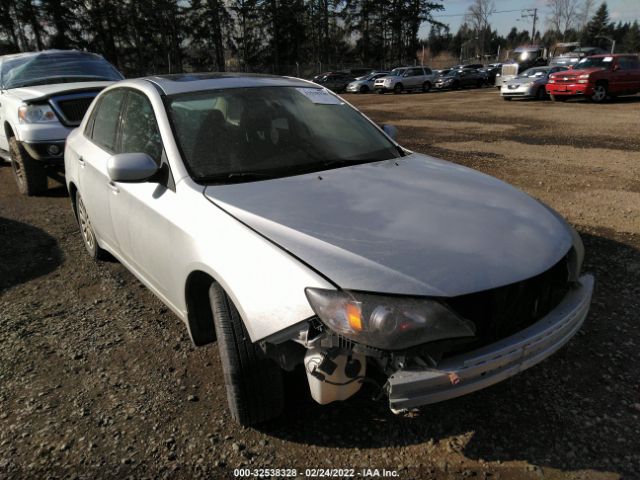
[108,89,179,298]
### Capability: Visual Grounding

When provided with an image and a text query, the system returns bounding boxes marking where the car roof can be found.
[587,53,637,58]
[0,49,105,61]
[142,72,316,95]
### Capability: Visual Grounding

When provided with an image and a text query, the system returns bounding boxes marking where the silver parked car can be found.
[346,71,389,93]
[374,66,436,94]
[501,66,568,100]
[65,73,593,425]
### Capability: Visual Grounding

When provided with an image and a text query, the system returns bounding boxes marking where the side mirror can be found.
[382,124,398,141]
[107,153,158,183]
[612,64,620,71]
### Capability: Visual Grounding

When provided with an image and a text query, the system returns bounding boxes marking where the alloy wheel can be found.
[592,85,607,102]
[77,196,95,251]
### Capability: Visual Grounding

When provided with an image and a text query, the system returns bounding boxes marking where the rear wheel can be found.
[9,137,47,196]
[393,83,403,94]
[590,82,608,103]
[76,191,107,261]
[535,87,546,100]
[422,81,431,93]
[210,283,284,425]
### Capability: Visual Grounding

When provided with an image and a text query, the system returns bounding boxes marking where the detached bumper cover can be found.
[388,274,594,411]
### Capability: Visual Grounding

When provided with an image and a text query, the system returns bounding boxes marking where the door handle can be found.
[78,156,85,167]
[108,182,119,194]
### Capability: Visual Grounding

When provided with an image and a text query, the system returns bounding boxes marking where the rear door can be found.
[616,56,640,93]
[76,88,127,250]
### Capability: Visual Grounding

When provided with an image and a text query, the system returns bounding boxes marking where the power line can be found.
[432,8,527,18]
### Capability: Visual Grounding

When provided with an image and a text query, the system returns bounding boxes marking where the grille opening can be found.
[50,93,99,126]
[440,254,572,356]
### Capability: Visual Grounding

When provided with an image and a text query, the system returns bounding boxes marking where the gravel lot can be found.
[1,88,639,480]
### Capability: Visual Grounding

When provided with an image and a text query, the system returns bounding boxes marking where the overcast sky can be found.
[418,0,640,38]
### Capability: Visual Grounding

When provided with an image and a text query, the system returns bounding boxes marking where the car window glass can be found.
[424,68,432,75]
[91,89,126,152]
[84,97,101,137]
[119,90,163,164]
[618,57,639,70]
[168,86,400,181]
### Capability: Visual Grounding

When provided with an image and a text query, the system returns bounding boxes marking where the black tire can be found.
[76,191,107,261]
[452,81,460,90]
[9,137,47,196]
[359,85,369,93]
[377,89,385,95]
[535,87,545,100]
[476,80,483,88]
[393,83,403,94]
[502,96,512,101]
[550,95,567,102]
[422,81,431,93]
[209,283,284,425]
[589,82,608,103]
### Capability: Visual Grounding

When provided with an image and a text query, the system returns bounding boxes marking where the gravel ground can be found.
[1,88,639,480]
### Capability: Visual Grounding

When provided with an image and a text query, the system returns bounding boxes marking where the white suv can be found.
[374,66,436,94]
[0,50,122,195]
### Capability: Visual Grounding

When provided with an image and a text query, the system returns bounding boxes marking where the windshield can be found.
[444,70,460,77]
[518,67,549,77]
[576,56,613,69]
[1,51,122,89]
[389,69,405,76]
[168,86,401,183]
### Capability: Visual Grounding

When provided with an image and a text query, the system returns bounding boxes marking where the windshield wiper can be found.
[198,171,276,184]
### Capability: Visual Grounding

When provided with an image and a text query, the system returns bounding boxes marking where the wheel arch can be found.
[68,181,79,217]
[4,121,15,141]
[184,269,218,346]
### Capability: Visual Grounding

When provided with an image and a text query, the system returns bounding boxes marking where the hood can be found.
[204,154,572,297]
[552,67,602,77]
[6,81,115,102]
[506,76,546,85]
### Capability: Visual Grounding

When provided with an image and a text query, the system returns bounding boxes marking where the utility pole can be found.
[521,8,538,43]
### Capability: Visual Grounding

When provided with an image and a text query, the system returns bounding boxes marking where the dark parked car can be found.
[450,63,484,70]
[434,69,486,90]
[312,72,355,92]
[480,63,502,85]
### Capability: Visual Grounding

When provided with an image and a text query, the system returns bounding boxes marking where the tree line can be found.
[0,0,638,77]
[0,0,446,76]
[428,2,640,62]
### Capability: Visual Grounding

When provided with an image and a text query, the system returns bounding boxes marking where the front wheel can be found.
[210,283,284,425]
[9,137,47,196]
[452,81,460,90]
[393,83,403,94]
[359,85,369,93]
[502,96,512,101]
[550,95,567,102]
[535,87,546,100]
[422,81,431,93]
[590,83,608,103]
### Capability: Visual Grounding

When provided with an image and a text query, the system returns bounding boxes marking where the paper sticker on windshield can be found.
[296,88,344,105]
[603,56,613,62]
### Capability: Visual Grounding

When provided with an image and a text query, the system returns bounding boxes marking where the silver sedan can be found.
[501,66,568,100]
[65,74,593,425]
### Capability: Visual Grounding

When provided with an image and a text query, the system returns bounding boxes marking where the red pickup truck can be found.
[546,54,640,103]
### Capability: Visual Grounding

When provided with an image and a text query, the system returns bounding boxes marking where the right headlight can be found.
[305,288,476,350]
[18,104,58,124]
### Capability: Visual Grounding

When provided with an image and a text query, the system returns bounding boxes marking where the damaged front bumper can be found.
[387,274,594,411]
